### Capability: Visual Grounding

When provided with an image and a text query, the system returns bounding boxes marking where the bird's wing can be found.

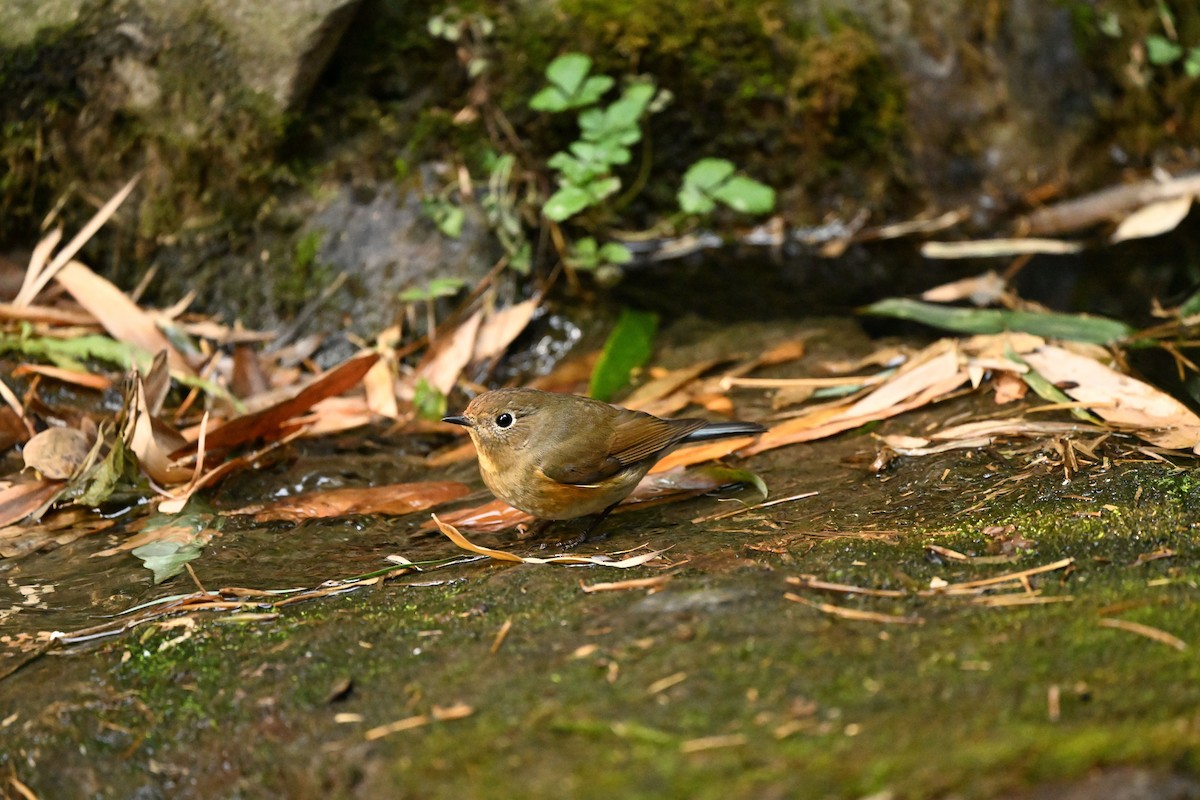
[538,412,704,486]
[605,413,708,466]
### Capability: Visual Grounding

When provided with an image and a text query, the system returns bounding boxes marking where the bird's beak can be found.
[442,415,471,427]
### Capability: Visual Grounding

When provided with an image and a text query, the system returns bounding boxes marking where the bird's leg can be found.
[516,518,555,541]
[579,501,621,541]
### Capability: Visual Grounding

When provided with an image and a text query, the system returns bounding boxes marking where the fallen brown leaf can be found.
[54,261,194,376]
[1023,345,1200,452]
[22,427,93,480]
[0,480,65,529]
[237,481,472,522]
[177,351,380,456]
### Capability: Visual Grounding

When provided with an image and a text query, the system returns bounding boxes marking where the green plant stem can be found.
[611,135,654,214]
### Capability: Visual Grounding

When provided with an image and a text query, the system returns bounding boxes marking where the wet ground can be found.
[3,314,1200,799]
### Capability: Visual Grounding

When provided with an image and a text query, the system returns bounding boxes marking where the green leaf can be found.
[546,53,592,96]
[1186,47,1200,77]
[132,539,206,584]
[589,309,658,401]
[544,177,620,221]
[529,86,569,112]
[421,198,465,238]
[544,185,596,221]
[1146,35,1183,65]
[679,158,775,216]
[682,158,737,191]
[599,242,633,265]
[861,298,1133,344]
[414,378,448,421]
[1006,350,1101,424]
[711,176,776,214]
[399,277,466,302]
[677,183,716,215]
[530,54,614,112]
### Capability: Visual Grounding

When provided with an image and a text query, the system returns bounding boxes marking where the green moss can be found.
[494,0,911,221]
[0,1,288,260]
[1065,0,1200,170]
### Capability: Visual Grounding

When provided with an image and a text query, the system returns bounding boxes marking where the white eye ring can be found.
[496,412,514,428]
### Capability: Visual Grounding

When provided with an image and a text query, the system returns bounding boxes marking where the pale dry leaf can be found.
[473,298,539,363]
[15,174,140,307]
[11,364,112,391]
[416,309,484,394]
[1023,345,1200,452]
[363,358,399,419]
[921,239,1083,259]
[921,270,1007,305]
[238,481,471,522]
[431,514,669,567]
[54,261,193,376]
[1110,195,1194,244]
[22,427,94,480]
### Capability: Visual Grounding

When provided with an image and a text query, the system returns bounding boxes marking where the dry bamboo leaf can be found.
[473,298,539,363]
[432,514,669,567]
[880,418,1104,455]
[622,360,722,411]
[22,427,93,480]
[53,260,193,376]
[363,358,399,419]
[128,371,192,486]
[15,174,140,307]
[416,309,484,395]
[842,343,961,418]
[921,238,1083,259]
[921,270,1007,305]
[0,480,65,529]
[179,352,379,456]
[0,512,116,559]
[0,303,98,326]
[238,481,471,522]
[680,734,748,753]
[288,396,375,437]
[11,364,112,391]
[1023,345,1200,452]
[1110,195,1194,243]
[737,360,969,459]
[18,226,63,303]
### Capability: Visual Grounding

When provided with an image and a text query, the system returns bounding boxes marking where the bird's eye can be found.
[495,412,514,429]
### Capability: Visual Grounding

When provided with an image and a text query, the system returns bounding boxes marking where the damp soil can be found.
[3,312,1200,799]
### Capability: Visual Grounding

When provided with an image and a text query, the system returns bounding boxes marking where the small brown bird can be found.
[443,388,765,527]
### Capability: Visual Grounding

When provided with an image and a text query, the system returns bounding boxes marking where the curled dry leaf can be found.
[1023,345,1200,452]
[53,261,194,376]
[425,498,535,534]
[177,351,380,456]
[1110,195,1194,244]
[0,511,117,559]
[432,514,669,568]
[22,427,94,480]
[0,480,66,529]
[237,481,472,523]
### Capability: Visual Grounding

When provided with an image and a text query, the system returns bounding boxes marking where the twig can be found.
[784,593,923,624]
[1098,618,1187,651]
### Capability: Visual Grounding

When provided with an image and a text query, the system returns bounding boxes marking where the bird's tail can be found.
[681,421,766,443]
